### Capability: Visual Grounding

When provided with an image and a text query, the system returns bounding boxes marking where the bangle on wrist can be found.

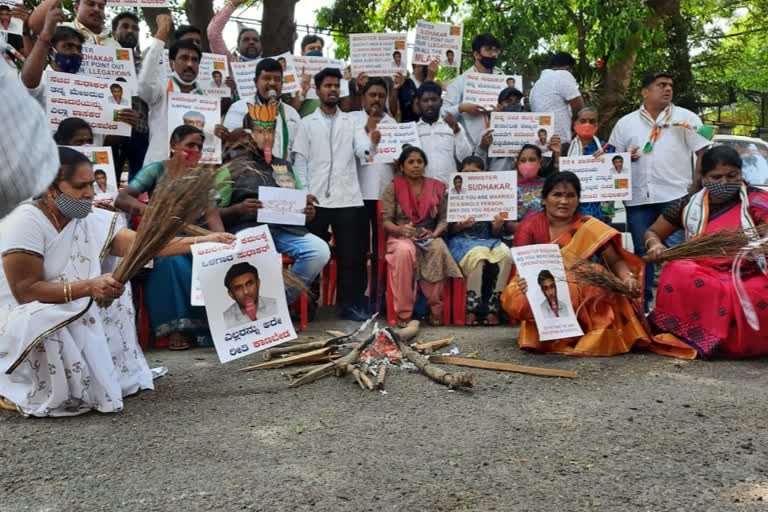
[37,33,51,45]
[644,237,660,250]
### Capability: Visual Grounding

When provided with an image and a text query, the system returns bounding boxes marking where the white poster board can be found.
[488,112,555,158]
[66,145,118,205]
[79,44,137,93]
[273,52,300,95]
[446,171,517,222]
[106,0,169,6]
[194,226,297,363]
[349,32,408,77]
[362,121,420,165]
[230,60,259,99]
[510,244,583,341]
[559,153,632,202]
[198,52,230,97]
[167,92,222,164]
[0,0,24,35]
[292,55,350,99]
[462,72,509,110]
[412,21,463,68]
[257,186,307,226]
[46,71,131,136]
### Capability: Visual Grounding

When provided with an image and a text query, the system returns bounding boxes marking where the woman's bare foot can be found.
[169,332,192,351]
[397,317,410,328]
[466,312,479,326]
[484,313,500,326]
[0,396,18,411]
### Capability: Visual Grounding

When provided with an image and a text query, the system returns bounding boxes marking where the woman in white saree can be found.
[0,148,233,417]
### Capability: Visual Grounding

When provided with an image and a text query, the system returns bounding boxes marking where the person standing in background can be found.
[529,52,584,141]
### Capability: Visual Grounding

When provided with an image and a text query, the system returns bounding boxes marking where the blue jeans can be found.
[271,228,331,305]
[626,201,684,310]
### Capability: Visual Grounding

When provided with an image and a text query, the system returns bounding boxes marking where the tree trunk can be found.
[185,0,216,52]
[596,0,682,133]
[141,7,174,46]
[261,0,298,56]
[665,11,695,112]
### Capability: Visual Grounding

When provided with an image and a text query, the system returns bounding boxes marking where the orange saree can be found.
[502,212,696,358]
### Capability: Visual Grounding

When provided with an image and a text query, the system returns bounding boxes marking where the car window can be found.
[715,140,768,186]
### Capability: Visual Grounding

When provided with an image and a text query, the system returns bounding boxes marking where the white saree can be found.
[0,205,153,417]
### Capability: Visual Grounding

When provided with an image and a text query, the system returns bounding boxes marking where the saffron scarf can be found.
[640,103,716,153]
[393,176,445,224]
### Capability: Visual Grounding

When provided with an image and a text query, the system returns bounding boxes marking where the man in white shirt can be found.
[21,9,136,146]
[31,0,120,47]
[350,77,396,307]
[416,81,473,186]
[292,67,380,321]
[443,33,502,153]
[218,58,300,162]
[529,52,584,141]
[138,14,207,167]
[609,71,710,308]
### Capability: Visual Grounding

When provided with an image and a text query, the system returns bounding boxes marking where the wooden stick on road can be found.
[429,356,578,378]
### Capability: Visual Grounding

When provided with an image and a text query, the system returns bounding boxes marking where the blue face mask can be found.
[54,51,82,74]
[306,50,322,57]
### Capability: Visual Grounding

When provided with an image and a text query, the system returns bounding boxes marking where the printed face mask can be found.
[54,52,82,74]
[55,192,92,219]
[181,148,202,164]
[704,180,741,200]
[574,123,598,138]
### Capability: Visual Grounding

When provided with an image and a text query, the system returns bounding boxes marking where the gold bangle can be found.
[64,284,68,303]
[644,237,660,250]
[68,282,73,302]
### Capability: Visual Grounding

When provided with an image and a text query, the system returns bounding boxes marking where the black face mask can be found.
[704,181,741,200]
[501,103,523,112]
[479,56,497,70]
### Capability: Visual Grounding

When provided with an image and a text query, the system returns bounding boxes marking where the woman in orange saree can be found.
[502,172,689,357]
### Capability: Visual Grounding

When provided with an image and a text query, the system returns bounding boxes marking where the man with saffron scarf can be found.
[215,101,330,311]
[609,72,712,308]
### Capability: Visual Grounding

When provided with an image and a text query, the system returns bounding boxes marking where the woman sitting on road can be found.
[501,171,664,357]
[644,146,768,359]
[382,145,461,327]
[115,125,224,351]
[0,148,232,417]
[447,156,513,326]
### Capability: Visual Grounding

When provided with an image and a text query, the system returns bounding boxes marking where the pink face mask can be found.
[518,161,540,179]
[574,123,598,138]
[180,148,202,165]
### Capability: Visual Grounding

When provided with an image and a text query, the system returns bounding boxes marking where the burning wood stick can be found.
[289,328,377,388]
[346,364,373,390]
[411,337,454,353]
[429,356,578,378]
[326,330,347,337]
[375,365,387,390]
[240,347,334,371]
[397,320,420,343]
[288,362,337,388]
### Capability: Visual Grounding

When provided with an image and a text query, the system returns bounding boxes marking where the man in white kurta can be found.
[292,68,377,321]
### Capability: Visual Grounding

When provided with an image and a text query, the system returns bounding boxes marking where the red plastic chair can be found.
[283,255,308,331]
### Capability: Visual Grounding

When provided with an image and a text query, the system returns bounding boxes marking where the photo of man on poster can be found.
[538,269,568,319]
[222,262,278,328]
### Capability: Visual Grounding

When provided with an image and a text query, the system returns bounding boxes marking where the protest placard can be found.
[106,0,169,6]
[510,244,583,341]
[412,21,463,68]
[446,172,517,222]
[79,44,137,93]
[194,226,296,363]
[230,60,259,99]
[488,112,555,158]
[167,92,222,164]
[257,187,307,226]
[160,50,231,97]
[462,72,509,109]
[559,152,632,202]
[0,0,24,35]
[362,121,420,165]
[67,145,118,205]
[349,32,407,77]
[46,71,132,136]
[292,55,350,99]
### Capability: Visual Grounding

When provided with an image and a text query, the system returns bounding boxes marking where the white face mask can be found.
[171,70,196,87]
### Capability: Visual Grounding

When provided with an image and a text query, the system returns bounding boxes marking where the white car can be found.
[712,134,768,188]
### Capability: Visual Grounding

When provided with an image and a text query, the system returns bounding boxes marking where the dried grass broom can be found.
[566,258,641,299]
[644,225,768,264]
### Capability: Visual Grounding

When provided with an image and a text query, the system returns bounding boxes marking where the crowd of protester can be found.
[1,0,766,417]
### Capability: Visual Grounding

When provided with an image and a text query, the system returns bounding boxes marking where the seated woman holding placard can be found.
[501,171,663,357]
[382,145,462,327]
[447,156,513,326]
[115,125,223,351]
[560,106,622,223]
[0,148,231,416]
